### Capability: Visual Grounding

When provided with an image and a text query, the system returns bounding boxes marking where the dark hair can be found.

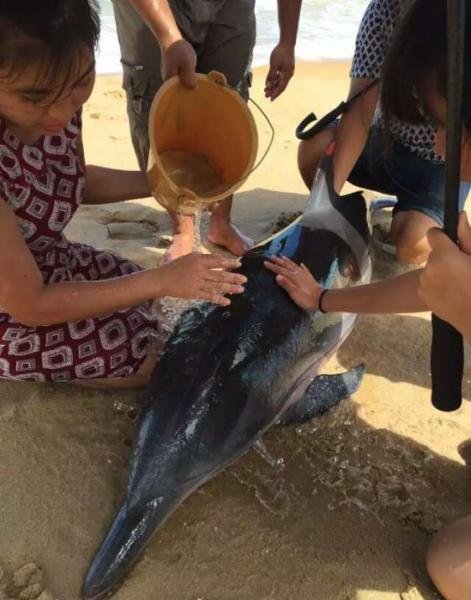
[381,0,471,134]
[0,0,100,98]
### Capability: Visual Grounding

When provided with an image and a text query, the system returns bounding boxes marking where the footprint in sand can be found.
[91,205,160,228]
[107,221,159,241]
[0,562,58,600]
[104,90,124,100]
[87,110,120,121]
[157,234,173,249]
[271,210,302,234]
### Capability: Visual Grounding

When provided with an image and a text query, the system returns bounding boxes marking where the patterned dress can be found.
[351,0,442,163]
[0,114,158,382]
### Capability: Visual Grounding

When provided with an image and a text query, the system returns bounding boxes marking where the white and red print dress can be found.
[0,113,158,382]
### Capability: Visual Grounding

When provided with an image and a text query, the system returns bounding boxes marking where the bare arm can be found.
[82,166,149,204]
[277,0,302,47]
[77,134,150,204]
[265,256,426,314]
[129,0,197,86]
[332,78,379,193]
[323,271,426,314]
[265,0,303,100]
[129,0,180,49]
[0,198,161,325]
[0,199,246,327]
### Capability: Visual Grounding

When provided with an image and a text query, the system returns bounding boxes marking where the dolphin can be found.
[82,153,372,599]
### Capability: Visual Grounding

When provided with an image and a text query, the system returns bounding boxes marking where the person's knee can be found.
[391,213,435,264]
[298,140,317,189]
[427,521,471,600]
[297,129,335,190]
[394,236,429,265]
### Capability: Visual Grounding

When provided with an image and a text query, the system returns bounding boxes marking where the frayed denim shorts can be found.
[348,127,470,226]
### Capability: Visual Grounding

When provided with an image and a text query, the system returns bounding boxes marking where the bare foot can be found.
[207,222,254,256]
[162,231,195,263]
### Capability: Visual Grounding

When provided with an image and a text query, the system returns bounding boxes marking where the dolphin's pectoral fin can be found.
[278,364,365,425]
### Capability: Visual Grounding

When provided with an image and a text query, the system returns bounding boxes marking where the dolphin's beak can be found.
[82,498,170,600]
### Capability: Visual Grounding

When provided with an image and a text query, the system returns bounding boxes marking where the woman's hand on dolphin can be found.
[420,212,471,340]
[264,256,322,311]
[157,253,246,306]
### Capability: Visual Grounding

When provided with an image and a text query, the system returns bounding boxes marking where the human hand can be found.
[457,210,471,254]
[264,255,322,311]
[156,253,247,306]
[419,213,471,339]
[264,43,295,101]
[161,38,197,88]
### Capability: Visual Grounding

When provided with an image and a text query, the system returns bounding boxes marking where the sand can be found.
[0,61,470,600]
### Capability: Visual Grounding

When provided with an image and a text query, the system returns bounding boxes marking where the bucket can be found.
[147,71,259,215]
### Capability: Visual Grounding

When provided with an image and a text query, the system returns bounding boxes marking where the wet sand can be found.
[0,62,470,600]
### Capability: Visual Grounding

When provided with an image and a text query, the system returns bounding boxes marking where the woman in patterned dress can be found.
[298,0,470,266]
[0,0,247,387]
[267,1,471,597]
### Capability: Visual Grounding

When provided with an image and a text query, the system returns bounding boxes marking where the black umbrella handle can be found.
[431,315,464,411]
[431,0,465,411]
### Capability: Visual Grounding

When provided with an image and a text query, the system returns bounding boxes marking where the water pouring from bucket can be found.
[147,70,272,217]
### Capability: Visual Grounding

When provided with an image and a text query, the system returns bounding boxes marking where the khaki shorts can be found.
[113,0,256,170]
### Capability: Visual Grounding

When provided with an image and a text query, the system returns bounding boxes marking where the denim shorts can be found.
[348,127,470,226]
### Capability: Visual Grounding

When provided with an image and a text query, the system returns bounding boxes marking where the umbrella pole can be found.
[431,0,466,411]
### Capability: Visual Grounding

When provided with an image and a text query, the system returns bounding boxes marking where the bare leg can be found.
[206,196,254,256]
[390,210,438,265]
[298,128,336,189]
[72,342,160,391]
[162,210,196,263]
[427,515,471,600]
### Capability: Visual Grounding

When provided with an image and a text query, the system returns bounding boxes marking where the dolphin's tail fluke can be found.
[82,495,174,600]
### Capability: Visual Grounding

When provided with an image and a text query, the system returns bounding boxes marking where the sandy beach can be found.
[0,62,470,600]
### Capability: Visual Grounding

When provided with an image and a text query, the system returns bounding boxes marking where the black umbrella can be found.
[431,0,466,411]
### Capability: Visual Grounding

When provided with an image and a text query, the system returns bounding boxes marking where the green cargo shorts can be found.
[113,0,256,170]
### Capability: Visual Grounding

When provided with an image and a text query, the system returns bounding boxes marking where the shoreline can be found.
[95,57,353,76]
[94,56,356,78]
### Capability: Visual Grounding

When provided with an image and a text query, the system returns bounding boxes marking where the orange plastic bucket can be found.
[147,71,258,215]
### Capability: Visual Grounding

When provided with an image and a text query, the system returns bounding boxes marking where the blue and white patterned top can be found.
[350,0,442,163]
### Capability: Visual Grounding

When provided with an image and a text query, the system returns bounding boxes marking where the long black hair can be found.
[381,0,471,134]
[0,0,100,97]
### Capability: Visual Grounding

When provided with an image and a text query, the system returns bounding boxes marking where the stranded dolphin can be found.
[82,153,372,599]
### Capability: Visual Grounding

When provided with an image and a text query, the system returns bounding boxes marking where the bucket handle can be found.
[247,95,275,177]
[210,72,275,185]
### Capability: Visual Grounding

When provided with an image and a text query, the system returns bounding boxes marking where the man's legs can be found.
[192,0,256,257]
[113,0,257,261]
[114,1,200,262]
[113,0,163,171]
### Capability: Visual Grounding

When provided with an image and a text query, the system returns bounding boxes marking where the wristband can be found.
[318,288,329,313]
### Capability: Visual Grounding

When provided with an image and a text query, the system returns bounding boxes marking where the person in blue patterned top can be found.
[298,0,470,266]
[267,2,471,597]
